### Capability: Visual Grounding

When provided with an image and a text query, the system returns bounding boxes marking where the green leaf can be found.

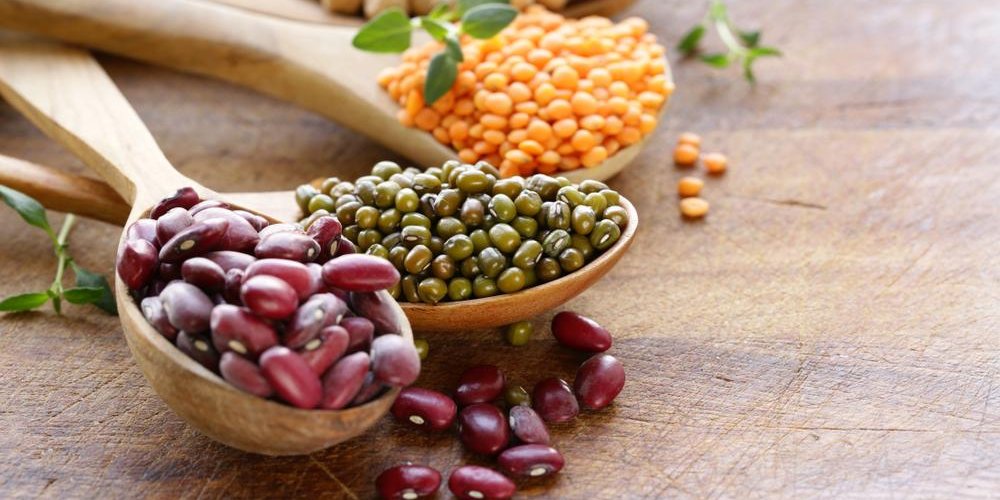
[352,8,413,53]
[708,0,728,21]
[63,287,106,305]
[460,4,517,39]
[428,2,452,20]
[445,34,464,62]
[421,16,451,41]
[73,264,117,315]
[0,292,49,312]
[424,51,458,105]
[676,25,705,55]
[739,30,760,48]
[748,46,782,57]
[700,53,732,68]
[0,184,52,235]
[457,0,508,18]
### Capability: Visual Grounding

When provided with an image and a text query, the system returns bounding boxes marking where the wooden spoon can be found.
[0,0,671,182]
[0,39,411,456]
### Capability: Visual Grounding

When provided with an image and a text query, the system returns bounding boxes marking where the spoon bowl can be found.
[0,39,411,455]
[0,0,672,182]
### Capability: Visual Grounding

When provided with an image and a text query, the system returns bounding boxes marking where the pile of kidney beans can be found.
[377,311,625,499]
[116,187,420,409]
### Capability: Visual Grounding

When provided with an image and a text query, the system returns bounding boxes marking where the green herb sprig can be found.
[352,0,518,104]
[0,185,116,315]
[677,0,782,83]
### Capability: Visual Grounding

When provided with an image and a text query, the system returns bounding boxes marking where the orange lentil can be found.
[509,112,531,130]
[534,83,557,106]
[515,101,540,115]
[552,66,580,90]
[571,92,598,115]
[538,150,561,165]
[481,114,508,130]
[469,124,485,139]
[508,129,529,144]
[527,120,553,142]
[674,143,699,166]
[483,130,506,145]
[449,121,469,142]
[580,114,606,131]
[546,99,573,120]
[553,119,579,138]
[703,152,728,174]
[499,161,520,178]
[459,148,477,163]
[619,127,642,146]
[677,177,703,197]
[639,113,657,134]
[414,108,440,131]
[474,141,496,155]
[571,130,597,152]
[581,146,608,168]
[505,149,532,165]
[680,197,709,218]
[677,132,701,147]
[484,93,513,115]
[519,139,545,156]
[509,82,532,103]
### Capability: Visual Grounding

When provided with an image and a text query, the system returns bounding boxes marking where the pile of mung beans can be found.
[116,187,420,409]
[376,311,626,499]
[295,160,629,305]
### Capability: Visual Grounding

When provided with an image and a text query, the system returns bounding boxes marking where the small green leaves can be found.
[63,287,106,305]
[424,51,459,106]
[421,17,451,41]
[352,9,413,53]
[0,292,49,312]
[457,0,509,18]
[445,35,465,62]
[0,184,52,236]
[460,3,517,39]
[678,0,781,83]
[73,264,117,314]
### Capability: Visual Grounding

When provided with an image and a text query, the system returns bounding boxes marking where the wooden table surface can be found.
[2,0,998,498]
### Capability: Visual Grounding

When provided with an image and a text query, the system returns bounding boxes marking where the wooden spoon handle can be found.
[0,154,129,225]
[0,40,195,209]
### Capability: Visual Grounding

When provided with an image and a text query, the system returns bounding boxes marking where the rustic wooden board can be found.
[1,0,998,497]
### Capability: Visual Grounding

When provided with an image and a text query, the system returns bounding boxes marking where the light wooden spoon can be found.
[0,39,411,456]
[0,0,671,183]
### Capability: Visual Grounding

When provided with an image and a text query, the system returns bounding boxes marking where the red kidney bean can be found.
[118,239,158,290]
[160,281,214,333]
[126,218,158,246]
[244,259,314,301]
[141,296,178,341]
[456,365,505,406]
[376,464,441,500]
[209,304,279,357]
[391,387,457,431]
[351,372,387,406]
[155,207,194,246]
[459,403,510,455]
[177,331,220,372]
[371,334,420,387]
[146,279,169,298]
[219,351,273,397]
[508,405,550,445]
[532,378,579,423]
[349,292,403,335]
[307,216,343,258]
[333,236,356,257]
[240,275,299,320]
[193,207,260,253]
[202,250,256,272]
[233,210,269,232]
[223,268,244,305]
[322,254,400,292]
[448,466,515,500]
[497,444,565,478]
[551,311,612,352]
[320,351,370,409]
[299,325,349,375]
[574,353,625,410]
[158,262,181,281]
[341,316,375,353]
[259,346,322,409]
[284,293,348,349]
[306,263,324,296]
[188,199,229,215]
[255,231,320,263]
[149,187,199,219]
[159,217,229,263]
[181,257,226,292]
[258,223,303,238]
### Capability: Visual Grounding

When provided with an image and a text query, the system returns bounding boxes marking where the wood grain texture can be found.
[1,0,999,497]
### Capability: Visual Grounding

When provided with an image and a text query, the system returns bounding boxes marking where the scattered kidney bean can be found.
[209,304,279,358]
[160,281,214,333]
[158,217,229,263]
[391,387,457,431]
[320,351,370,409]
[376,464,441,500]
[497,444,565,478]
[244,259,314,301]
[532,378,579,423]
[117,239,158,290]
[193,207,261,253]
[240,275,299,320]
[259,346,322,409]
[284,293,348,349]
[155,207,194,246]
[448,465,515,500]
[342,316,375,353]
[255,231,320,262]
[508,405,549,445]
[219,352,273,397]
[181,257,226,292]
[177,331,219,371]
[349,291,404,334]
[149,187,199,219]
[459,403,510,455]
[574,353,625,410]
[203,250,256,272]
[371,334,420,387]
[551,311,612,352]
[299,325,349,375]
[455,365,505,406]
[322,254,401,292]
[140,296,178,341]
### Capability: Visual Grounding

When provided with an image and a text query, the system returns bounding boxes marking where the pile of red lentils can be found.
[673,132,726,218]
[377,6,673,177]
